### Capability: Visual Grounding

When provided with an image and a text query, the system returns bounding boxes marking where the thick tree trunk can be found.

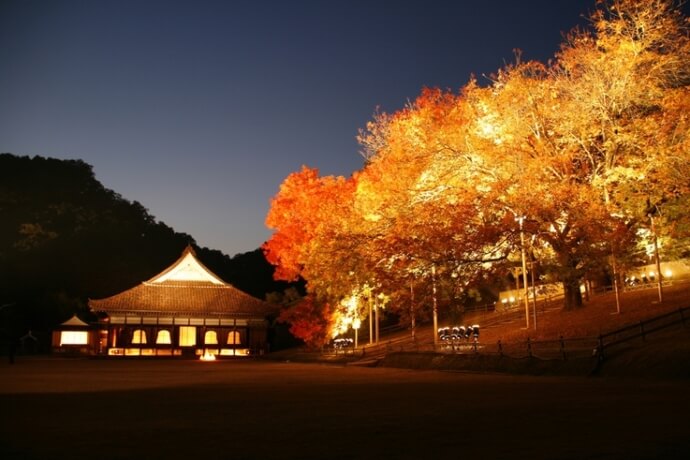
[563,279,583,310]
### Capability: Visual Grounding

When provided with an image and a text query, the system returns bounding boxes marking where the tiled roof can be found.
[89,281,276,316]
[89,246,277,317]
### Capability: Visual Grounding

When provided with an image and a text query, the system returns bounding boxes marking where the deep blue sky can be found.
[1,0,595,256]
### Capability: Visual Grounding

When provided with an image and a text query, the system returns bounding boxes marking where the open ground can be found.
[1,358,689,460]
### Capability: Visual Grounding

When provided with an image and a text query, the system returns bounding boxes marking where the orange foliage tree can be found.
[356,88,510,314]
[264,0,690,336]
[263,166,355,283]
[263,166,358,345]
[277,294,334,349]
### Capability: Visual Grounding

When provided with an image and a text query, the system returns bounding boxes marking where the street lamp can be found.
[431,264,438,346]
[368,295,373,346]
[516,216,530,329]
[649,213,663,303]
[611,254,621,314]
[529,249,537,330]
[353,317,361,349]
[376,293,384,344]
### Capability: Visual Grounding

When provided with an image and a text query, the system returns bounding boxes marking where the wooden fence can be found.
[594,306,690,360]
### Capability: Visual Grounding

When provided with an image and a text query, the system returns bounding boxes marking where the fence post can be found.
[473,340,478,354]
[560,335,567,361]
[596,334,604,361]
[527,337,533,358]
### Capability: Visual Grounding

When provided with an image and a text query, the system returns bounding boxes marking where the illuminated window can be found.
[204,330,218,345]
[132,329,147,344]
[227,330,241,345]
[179,326,196,346]
[60,331,88,346]
[156,330,172,345]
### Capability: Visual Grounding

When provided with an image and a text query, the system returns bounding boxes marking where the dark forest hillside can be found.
[0,153,292,346]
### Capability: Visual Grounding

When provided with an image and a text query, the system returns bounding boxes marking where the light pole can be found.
[649,214,663,303]
[529,252,537,330]
[375,294,382,344]
[517,216,530,329]
[368,295,373,345]
[410,280,416,340]
[353,317,361,349]
[611,254,621,314]
[431,264,439,346]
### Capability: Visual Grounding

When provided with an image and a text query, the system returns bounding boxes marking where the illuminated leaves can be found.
[263,166,354,282]
[264,0,690,324]
[277,295,334,348]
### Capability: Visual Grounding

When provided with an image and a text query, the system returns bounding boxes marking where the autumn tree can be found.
[264,0,690,335]
[263,166,355,283]
[553,0,688,216]
[449,0,690,308]
[356,89,512,321]
[551,0,690,302]
[277,294,334,349]
[264,166,366,340]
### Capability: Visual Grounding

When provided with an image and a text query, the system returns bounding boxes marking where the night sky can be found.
[1,1,595,256]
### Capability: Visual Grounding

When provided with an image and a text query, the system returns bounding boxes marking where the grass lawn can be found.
[481,281,690,344]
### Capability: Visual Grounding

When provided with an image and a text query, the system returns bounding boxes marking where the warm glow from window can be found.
[156,330,172,345]
[200,350,216,361]
[131,329,147,344]
[204,330,218,345]
[179,326,196,346]
[220,348,250,356]
[227,330,240,345]
[60,331,88,346]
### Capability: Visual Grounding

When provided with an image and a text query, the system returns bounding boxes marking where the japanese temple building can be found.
[89,246,277,358]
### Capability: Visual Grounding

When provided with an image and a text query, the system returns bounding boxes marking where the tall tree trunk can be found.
[563,278,583,310]
[556,250,584,310]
